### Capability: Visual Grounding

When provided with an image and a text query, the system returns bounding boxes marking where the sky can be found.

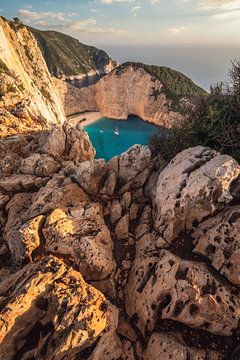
[0,0,240,46]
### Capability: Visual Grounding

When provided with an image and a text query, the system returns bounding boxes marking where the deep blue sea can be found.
[84,116,167,161]
[100,45,240,91]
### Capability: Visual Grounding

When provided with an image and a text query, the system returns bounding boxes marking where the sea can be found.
[100,45,240,91]
[84,116,167,161]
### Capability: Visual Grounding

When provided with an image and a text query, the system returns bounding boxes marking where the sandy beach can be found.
[67,111,103,126]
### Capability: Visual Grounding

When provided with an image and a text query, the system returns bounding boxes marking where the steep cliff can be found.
[56,62,205,127]
[0,17,65,137]
[30,27,117,88]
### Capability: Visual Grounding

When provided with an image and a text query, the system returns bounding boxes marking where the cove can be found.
[83,115,168,161]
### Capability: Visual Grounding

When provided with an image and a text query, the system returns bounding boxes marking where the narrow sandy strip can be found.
[67,111,103,126]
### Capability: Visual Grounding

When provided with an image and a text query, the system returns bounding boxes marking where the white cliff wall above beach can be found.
[55,64,182,128]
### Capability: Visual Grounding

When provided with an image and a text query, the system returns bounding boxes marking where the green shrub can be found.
[149,61,240,163]
[41,86,53,103]
[24,45,34,62]
[0,59,9,75]
[6,83,16,93]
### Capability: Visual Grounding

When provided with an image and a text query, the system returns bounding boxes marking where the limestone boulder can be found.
[64,118,95,163]
[100,170,117,196]
[40,125,66,160]
[110,200,122,224]
[154,146,240,242]
[121,191,132,210]
[125,248,240,336]
[193,206,240,285]
[0,256,113,360]
[115,214,129,240]
[73,159,106,195]
[143,333,223,360]
[118,145,151,183]
[4,192,34,235]
[28,174,90,217]
[20,153,60,177]
[43,203,115,280]
[0,174,39,192]
[0,193,9,209]
[88,304,122,360]
[6,215,44,264]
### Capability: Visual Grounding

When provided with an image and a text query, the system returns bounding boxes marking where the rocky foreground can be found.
[0,118,240,359]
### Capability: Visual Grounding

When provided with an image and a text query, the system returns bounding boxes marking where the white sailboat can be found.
[114,126,119,135]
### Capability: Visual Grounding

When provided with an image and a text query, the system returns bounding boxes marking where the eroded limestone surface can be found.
[1,142,240,359]
[154,146,240,241]
[0,256,113,360]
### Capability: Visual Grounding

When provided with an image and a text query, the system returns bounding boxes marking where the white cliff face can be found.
[55,65,182,128]
[0,18,65,125]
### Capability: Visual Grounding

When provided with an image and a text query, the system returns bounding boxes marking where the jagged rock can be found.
[4,192,34,235]
[110,200,122,224]
[117,317,137,342]
[121,191,132,210]
[0,256,113,360]
[6,215,44,264]
[115,214,129,240]
[192,206,240,285]
[88,305,122,360]
[154,146,240,242]
[122,340,136,360]
[100,170,117,196]
[119,167,151,195]
[64,118,95,163]
[0,193,9,209]
[135,205,152,240]
[107,155,119,174]
[43,203,115,280]
[125,248,240,336]
[20,153,60,177]
[129,203,139,221]
[118,145,151,183]
[0,174,38,192]
[28,175,90,216]
[144,171,159,198]
[40,125,66,159]
[73,159,106,195]
[143,333,223,360]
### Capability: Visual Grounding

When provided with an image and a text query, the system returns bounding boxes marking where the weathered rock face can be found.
[1,143,240,359]
[125,248,240,336]
[43,204,116,280]
[143,333,223,360]
[0,17,65,137]
[192,206,240,285]
[55,65,182,127]
[154,146,240,242]
[0,256,115,360]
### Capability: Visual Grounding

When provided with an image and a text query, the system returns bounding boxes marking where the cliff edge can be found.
[0,17,65,137]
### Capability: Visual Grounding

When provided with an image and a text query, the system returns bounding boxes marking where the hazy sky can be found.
[0,0,240,45]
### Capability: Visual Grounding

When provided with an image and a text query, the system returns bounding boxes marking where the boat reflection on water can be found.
[114,127,119,135]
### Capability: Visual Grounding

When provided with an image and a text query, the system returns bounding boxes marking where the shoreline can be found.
[67,111,103,127]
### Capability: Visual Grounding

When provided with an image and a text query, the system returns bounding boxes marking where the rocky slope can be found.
[55,62,204,127]
[31,27,117,88]
[0,17,65,137]
[1,113,240,358]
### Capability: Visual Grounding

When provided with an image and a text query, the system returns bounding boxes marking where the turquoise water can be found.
[83,115,168,161]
